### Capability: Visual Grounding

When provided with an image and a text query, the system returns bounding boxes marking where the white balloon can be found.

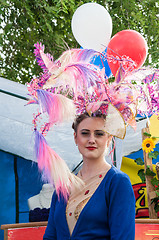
[71,3,112,52]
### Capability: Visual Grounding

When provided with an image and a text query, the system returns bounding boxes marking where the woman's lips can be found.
[86,147,97,150]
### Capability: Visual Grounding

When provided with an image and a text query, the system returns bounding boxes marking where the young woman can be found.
[43,113,136,240]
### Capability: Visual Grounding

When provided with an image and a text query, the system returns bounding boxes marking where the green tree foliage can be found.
[0,0,158,84]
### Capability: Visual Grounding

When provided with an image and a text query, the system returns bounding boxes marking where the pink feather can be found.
[34,130,84,200]
[36,89,75,126]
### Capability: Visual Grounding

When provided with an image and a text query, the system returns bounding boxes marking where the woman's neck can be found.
[80,159,111,181]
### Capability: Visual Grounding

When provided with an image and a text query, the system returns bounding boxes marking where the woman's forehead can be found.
[77,117,105,130]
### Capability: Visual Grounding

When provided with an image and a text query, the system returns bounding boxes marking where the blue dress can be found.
[43,166,135,240]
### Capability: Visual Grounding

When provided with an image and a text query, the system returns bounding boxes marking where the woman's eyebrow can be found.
[81,128,105,132]
[94,130,105,132]
[80,129,90,131]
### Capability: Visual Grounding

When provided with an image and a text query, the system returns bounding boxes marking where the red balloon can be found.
[107,30,148,76]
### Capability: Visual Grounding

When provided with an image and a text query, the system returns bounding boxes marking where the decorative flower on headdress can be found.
[27,42,159,199]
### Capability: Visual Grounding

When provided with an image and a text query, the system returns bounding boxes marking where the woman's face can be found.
[74,117,112,162]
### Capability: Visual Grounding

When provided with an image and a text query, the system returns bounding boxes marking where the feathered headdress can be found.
[27,42,159,199]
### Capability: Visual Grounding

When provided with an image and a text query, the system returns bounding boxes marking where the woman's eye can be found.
[80,131,105,136]
[81,132,89,135]
[95,132,105,136]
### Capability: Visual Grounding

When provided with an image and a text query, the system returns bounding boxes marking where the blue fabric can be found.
[43,166,135,240]
[17,157,43,222]
[0,151,15,240]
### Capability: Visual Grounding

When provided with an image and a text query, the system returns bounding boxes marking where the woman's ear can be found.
[107,135,113,147]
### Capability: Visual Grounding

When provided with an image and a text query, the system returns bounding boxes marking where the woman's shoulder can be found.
[106,166,131,185]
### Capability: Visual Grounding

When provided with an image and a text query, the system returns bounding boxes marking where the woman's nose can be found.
[88,134,95,144]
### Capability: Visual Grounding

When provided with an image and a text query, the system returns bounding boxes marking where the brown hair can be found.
[72,112,106,133]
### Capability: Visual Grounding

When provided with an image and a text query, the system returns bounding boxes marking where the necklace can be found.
[79,168,107,181]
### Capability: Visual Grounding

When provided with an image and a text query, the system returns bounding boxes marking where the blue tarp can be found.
[125,143,159,165]
[0,150,43,240]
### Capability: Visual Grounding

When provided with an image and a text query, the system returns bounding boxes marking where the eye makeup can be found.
[80,129,105,137]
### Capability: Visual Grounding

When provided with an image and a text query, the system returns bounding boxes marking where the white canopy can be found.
[0,77,147,169]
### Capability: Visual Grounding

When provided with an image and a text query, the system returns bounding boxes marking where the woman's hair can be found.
[72,112,106,133]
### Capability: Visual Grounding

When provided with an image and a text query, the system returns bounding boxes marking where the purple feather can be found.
[34,129,47,161]
[36,89,53,114]
[66,63,103,89]
[77,49,98,62]
[34,42,54,73]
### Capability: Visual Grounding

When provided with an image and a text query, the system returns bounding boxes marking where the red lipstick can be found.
[86,147,97,150]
